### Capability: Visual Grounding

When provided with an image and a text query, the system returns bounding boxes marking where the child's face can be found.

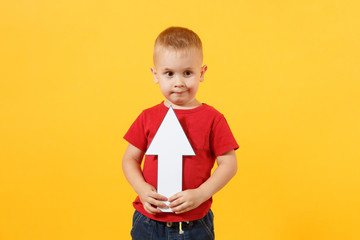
[151,48,207,109]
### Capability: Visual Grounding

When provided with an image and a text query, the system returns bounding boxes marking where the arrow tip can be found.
[145,104,195,156]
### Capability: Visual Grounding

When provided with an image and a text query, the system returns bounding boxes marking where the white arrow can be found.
[145,106,195,212]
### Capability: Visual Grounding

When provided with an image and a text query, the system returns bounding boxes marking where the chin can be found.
[169,102,184,107]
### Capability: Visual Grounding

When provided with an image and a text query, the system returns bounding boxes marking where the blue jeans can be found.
[131,209,215,240]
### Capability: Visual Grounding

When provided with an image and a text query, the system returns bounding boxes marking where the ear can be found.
[150,66,159,84]
[200,65,208,82]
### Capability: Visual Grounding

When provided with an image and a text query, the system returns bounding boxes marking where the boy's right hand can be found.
[137,182,168,215]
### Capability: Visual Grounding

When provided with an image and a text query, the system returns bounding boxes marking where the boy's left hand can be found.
[168,188,208,214]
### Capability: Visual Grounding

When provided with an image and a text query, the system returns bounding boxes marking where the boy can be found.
[122,26,239,240]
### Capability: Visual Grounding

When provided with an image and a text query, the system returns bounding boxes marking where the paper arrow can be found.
[145,106,195,212]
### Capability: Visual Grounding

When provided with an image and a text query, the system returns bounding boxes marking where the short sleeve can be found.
[210,115,239,157]
[123,112,148,152]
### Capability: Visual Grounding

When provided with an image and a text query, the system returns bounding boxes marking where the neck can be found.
[163,99,202,109]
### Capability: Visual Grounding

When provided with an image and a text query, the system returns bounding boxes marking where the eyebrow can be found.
[162,67,194,71]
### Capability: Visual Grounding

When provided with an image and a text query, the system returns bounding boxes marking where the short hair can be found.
[153,26,203,63]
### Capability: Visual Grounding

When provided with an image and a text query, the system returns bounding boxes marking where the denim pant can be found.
[131,209,215,240]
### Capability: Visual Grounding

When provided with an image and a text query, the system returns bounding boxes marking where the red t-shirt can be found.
[124,102,239,222]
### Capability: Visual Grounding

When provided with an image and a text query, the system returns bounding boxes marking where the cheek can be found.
[159,82,170,93]
[188,80,200,91]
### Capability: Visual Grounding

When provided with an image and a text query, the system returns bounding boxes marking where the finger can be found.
[174,202,199,214]
[144,202,161,215]
[145,193,168,208]
[148,197,168,209]
[172,203,190,214]
[174,208,189,214]
[149,192,168,201]
[168,192,182,202]
[168,197,184,208]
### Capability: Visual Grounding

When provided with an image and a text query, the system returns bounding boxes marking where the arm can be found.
[168,149,237,214]
[122,143,168,215]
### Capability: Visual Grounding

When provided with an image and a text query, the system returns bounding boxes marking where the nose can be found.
[173,76,185,88]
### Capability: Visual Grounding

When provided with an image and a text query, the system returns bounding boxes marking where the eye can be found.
[165,71,174,77]
[184,71,192,76]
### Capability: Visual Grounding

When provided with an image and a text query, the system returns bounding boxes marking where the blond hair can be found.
[153,26,203,63]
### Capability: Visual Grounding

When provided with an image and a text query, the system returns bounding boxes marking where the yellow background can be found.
[1,0,359,239]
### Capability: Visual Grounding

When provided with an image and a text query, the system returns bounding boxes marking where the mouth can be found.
[172,90,187,94]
